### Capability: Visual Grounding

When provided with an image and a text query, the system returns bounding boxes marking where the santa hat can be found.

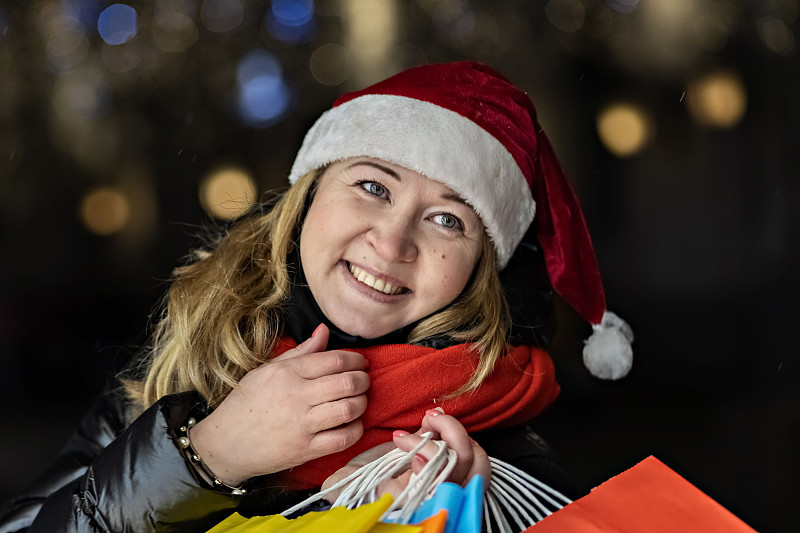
[289,61,633,380]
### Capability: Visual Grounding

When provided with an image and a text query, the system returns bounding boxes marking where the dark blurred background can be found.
[0,0,797,530]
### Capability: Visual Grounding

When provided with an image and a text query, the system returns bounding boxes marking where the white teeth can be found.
[348,264,404,295]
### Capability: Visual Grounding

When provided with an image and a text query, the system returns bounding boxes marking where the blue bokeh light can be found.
[97,4,137,46]
[62,0,104,30]
[265,0,315,44]
[272,0,313,26]
[235,50,292,128]
[605,0,639,14]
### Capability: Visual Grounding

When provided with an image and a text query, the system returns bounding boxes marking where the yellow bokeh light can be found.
[343,0,398,86]
[200,167,257,220]
[596,103,654,157]
[686,71,747,128]
[80,187,131,236]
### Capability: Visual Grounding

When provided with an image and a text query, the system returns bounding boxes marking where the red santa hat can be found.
[289,61,633,380]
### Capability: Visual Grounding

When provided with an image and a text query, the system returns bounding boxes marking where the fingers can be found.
[293,349,369,380]
[306,393,368,433]
[274,323,330,360]
[394,411,490,488]
[321,441,396,497]
[468,438,491,486]
[304,370,370,406]
[308,418,364,456]
[273,324,369,380]
[420,410,474,482]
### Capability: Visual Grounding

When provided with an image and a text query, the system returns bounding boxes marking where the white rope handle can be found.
[484,457,572,531]
[281,432,437,517]
[282,439,572,533]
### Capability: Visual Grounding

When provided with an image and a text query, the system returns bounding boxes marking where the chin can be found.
[335,319,398,339]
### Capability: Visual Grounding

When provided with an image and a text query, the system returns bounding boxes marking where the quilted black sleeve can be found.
[0,391,240,533]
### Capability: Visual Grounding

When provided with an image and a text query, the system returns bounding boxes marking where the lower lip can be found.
[339,261,410,304]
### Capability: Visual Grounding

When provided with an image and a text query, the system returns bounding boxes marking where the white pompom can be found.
[582,311,634,380]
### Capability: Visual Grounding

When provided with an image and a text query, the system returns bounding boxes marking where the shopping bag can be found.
[527,456,756,532]
[276,433,569,533]
[401,475,483,533]
[206,433,570,533]
[205,493,423,533]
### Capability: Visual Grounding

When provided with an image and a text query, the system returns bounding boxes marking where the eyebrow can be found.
[347,160,472,207]
[440,193,471,207]
[347,161,401,181]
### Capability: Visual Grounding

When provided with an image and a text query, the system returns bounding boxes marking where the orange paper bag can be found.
[529,456,755,532]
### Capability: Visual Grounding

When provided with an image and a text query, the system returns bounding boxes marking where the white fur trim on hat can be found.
[289,94,536,269]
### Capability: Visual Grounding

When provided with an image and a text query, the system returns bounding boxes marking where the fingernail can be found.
[425,408,444,417]
[312,324,324,337]
[393,430,409,438]
[414,454,429,466]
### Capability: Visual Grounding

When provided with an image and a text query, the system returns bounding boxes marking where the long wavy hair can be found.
[124,167,511,411]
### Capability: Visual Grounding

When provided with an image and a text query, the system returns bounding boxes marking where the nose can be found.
[366,215,418,263]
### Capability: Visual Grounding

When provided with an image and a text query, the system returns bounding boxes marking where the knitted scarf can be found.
[270,338,560,489]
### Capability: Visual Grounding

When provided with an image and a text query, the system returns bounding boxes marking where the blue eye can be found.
[432,213,462,230]
[360,181,387,197]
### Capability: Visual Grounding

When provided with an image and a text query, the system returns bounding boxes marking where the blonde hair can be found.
[125,169,510,411]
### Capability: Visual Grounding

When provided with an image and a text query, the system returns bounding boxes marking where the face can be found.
[299,157,484,339]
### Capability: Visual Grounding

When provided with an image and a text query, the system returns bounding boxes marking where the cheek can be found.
[428,246,477,295]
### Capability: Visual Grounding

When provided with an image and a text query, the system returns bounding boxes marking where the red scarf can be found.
[270,339,560,489]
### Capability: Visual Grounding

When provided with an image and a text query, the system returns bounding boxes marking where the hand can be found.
[395,409,491,489]
[321,409,490,502]
[190,324,370,485]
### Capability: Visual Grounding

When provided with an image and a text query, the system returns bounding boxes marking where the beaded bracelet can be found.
[177,417,247,495]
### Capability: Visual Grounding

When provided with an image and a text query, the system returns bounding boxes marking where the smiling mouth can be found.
[347,263,408,295]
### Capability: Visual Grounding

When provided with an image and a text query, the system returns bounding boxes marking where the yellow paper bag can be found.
[205,494,424,533]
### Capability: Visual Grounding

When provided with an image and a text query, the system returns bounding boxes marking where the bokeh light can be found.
[0,8,8,38]
[309,43,353,86]
[686,70,747,128]
[61,0,104,30]
[44,13,90,72]
[343,0,398,86]
[605,0,639,15]
[545,0,586,33]
[97,4,138,46]
[431,0,476,37]
[234,49,292,128]
[201,0,245,33]
[693,14,728,52]
[200,167,257,220]
[757,17,795,55]
[153,0,199,53]
[596,102,654,157]
[100,40,142,73]
[265,0,316,43]
[80,187,131,236]
[51,66,108,118]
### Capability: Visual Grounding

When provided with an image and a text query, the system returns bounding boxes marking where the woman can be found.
[0,61,632,532]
